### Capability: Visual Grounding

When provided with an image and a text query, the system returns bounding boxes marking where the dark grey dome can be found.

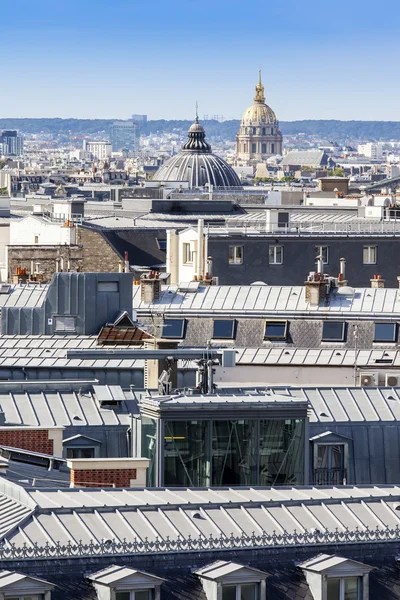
[153,119,241,188]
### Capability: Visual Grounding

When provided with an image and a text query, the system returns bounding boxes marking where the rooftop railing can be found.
[1,524,399,560]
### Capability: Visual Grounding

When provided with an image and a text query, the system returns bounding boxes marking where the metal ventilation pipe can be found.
[197,219,204,279]
[339,257,346,279]
[124,251,129,273]
[317,254,324,276]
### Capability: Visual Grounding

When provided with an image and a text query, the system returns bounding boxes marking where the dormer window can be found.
[299,554,373,600]
[222,583,259,600]
[0,570,54,600]
[116,592,153,600]
[89,565,164,600]
[195,561,268,600]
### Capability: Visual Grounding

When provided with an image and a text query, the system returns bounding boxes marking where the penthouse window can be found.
[229,246,243,265]
[264,320,288,340]
[269,245,283,264]
[316,245,329,264]
[322,321,346,342]
[161,319,185,339]
[374,322,397,342]
[363,245,376,264]
[213,320,236,339]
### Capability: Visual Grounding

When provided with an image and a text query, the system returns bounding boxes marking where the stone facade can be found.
[6,226,122,283]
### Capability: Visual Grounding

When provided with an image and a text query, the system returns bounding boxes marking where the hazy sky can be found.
[2,0,400,121]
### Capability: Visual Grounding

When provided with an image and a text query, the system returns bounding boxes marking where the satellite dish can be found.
[337,286,355,296]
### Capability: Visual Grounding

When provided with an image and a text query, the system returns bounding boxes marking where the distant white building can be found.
[357,142,383,160]
[82,141,112,160]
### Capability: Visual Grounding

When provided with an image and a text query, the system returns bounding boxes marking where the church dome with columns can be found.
[236,71,283,163]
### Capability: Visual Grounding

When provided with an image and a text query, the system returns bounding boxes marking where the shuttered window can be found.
[54,316,76,332]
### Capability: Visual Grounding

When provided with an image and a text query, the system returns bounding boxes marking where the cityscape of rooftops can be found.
[1,1,400,599]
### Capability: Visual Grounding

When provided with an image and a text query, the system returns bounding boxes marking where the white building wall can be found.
[9,215,76,246]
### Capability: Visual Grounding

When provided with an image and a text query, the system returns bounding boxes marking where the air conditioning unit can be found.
[385,372,400,387]
[359,372,379,387]
[211,277,219,285]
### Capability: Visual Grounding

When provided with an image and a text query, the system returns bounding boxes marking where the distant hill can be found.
[0,118,400,141]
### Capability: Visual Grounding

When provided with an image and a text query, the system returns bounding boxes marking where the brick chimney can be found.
[370,274,385,288]
[0,426,63,455]
[67,457,150,488]
[305,255,326,306]
[140,271,161,303]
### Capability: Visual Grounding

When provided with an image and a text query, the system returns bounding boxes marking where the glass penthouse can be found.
[139,389,309,487]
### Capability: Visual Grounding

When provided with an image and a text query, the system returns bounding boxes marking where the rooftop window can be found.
[374,322,397,342]
[213,320,236,339]
[322,321,346,342]
[161,319,185,339]
[264,320,288,340]
[156,238,167,251]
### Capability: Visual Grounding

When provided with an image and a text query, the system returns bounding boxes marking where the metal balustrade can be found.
[1,524,399,560]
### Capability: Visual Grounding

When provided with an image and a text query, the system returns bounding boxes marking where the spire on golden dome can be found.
[254,69,265,103]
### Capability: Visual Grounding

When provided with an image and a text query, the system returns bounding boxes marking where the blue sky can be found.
[2,0,400,120]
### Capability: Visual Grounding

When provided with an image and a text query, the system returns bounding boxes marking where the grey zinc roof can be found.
[0,382,133,427]
[266,386,400,422]
[4,483,400,551]
[0,284,48,310]
[0,335,144,369]
[234,347,400,367]
[133,285,400,316]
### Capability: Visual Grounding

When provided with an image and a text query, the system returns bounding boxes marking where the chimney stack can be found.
[305,260,326,306]
[67,457,150,488]
[337,257,348,287]
[370,274,385,288]
[140,271,161,303]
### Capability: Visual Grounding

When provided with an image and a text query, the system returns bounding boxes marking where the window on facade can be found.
[271,143,275,153]
[251,143,256,153]
[260,419,305,485]
[98,281,119,292]
[262,127,266,135]
[314,444,346,485]
[183,243,194,264]
[363,245,376,264]
[54,316,76,332]
[261,143,267,154]
[6,597,45,600]
[252,127,256,134]
[278,212,289,227]
[115,591,153,600]
[66,447,95,459]
[213,319,236,339]
[327,577,360,600]
[34,235,39,244]
[164,420,210,486]
[316,245,329,264]
[269,245,283,264]
[322,321,346,342]
[228,245,243,264]
[222,584,259,600]
[161,318,185,339]
[265,320,288,340]
[374,322,397,342]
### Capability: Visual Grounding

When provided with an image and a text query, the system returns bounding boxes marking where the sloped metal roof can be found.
[267,386,400,422]
[133,284,400,316]
[3,483,400,555]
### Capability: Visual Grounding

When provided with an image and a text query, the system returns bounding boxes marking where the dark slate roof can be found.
[280,150,330,167]
[97,227,167,267]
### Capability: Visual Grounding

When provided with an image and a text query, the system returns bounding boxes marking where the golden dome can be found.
[240,70,278,125]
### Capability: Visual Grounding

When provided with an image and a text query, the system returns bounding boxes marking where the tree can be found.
[281,175,296,183]
[327,168,346,177]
